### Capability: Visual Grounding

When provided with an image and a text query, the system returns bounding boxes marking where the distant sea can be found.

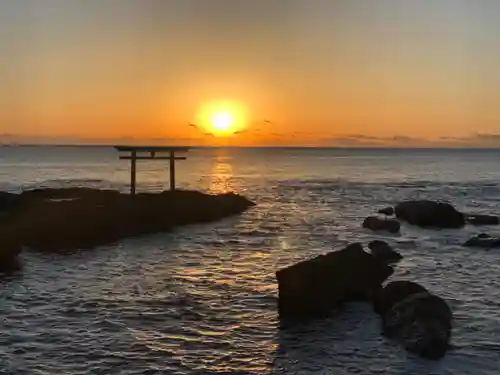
[1,146,500,375]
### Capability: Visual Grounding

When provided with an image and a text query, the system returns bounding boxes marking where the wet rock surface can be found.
[0,241,22,274]
[378,207,395,216]
[375,281,452,360]
[0,188,255,255]
[465,214,499,226]
[395,200,465,229]
[363,216,400,233]
[368,240,403,264]
[463,233,500,248]
[276,243,393,320]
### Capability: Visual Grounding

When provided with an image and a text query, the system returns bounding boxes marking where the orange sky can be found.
[2,1,500,146]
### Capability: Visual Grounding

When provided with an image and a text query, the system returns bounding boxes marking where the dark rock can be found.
[0,188,255,254]
[0,241,22,274]
[383,292,452,360]
[466,214,499,226]
[363,216,400,233]
[373,280,428,315]
[276,243,394,320]
[368,240,403,264]
[0,191,20,216]
[395,200,465,229]
[463,234,500,248]
[378,207,395,216]
[375,281,452,360]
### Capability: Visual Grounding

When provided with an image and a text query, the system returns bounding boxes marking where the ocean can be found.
[1,146,500,375]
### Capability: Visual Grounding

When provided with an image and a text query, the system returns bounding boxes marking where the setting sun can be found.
[195,100,247,137]
[211,112,234,132]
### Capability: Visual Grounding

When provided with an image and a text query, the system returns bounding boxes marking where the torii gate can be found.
[114,146,190,195]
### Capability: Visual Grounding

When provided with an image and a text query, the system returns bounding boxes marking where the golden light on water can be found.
[195,100,248,137]
[209,154,234,194]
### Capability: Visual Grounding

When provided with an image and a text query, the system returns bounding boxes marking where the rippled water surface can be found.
[1,146,500,374]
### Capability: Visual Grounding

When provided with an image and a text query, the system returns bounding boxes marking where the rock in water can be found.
[373,280,427,315]
[463,233,500,248]
[395,200,465,229]
[0,191,20,217]
[378,207,395,216]
[363,216,400,233]
[0,241,22,274]
[466,214,499,226]
[0,188,255,253]
[368,240,403,264]
[276,243,394,320]
[375,281,452,360]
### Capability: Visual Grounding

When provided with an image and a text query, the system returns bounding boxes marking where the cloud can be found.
[0,134,205,146]
[472,133,500,141]
[317,134,469,148]
[3,131,500,148]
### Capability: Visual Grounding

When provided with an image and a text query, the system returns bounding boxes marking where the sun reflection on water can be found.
[209,155,235,194]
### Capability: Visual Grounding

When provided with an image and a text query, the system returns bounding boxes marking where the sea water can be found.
[1,146,500,374]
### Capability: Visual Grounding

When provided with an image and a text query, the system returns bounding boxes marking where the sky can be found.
[1,0,500,146]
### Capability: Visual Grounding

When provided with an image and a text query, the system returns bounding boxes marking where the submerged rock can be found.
[0,188,255,253]
[375,281,452,360]
[463,233,500,248]
[378,207,395,216]
[368,240,403,264]
[395,200,465,229]
[276,243,393,320]
[466,214,499,226]
[363,216,400,233]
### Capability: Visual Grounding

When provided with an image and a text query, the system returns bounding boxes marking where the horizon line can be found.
[1,143,500,151]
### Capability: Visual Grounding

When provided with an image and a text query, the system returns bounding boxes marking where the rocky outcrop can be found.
[463,233,500,248]
[395,201,465,229]
[368,240,403,264]
[0,241,22,274]
[378,207,395,216]
[373,280,428,315]
[465,214,499,226]
[0,191,20,217]
[363,216,400,233]
[276,243,394,320]
[0,188,255,254]
[374,281,452,360]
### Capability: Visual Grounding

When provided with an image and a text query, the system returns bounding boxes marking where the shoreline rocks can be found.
[465,214,499,226]
[276,243,393,320]
[368,240,403,264]
[374,281,452,360]
[0,188,255,256]
[363,216,400,234]
[463,233,500,248]
[0,242,22,274]
[395,201,465,229]
[378,207,395,216]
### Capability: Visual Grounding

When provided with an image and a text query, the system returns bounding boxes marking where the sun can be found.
[195,100,247,137]
[211,112,234,132]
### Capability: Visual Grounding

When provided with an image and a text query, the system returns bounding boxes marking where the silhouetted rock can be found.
[276,243,394,320]
[0,241,22,274]
[378,207,395,216]
[395,201,465,229]
[0,191,20,216]
[373,280,428,315]
[466,214,499,226]
[0,188,255,254]
[375,281,452,360]
[368,240,403,264]
[463,233,500,248]
[363,216,400,233]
